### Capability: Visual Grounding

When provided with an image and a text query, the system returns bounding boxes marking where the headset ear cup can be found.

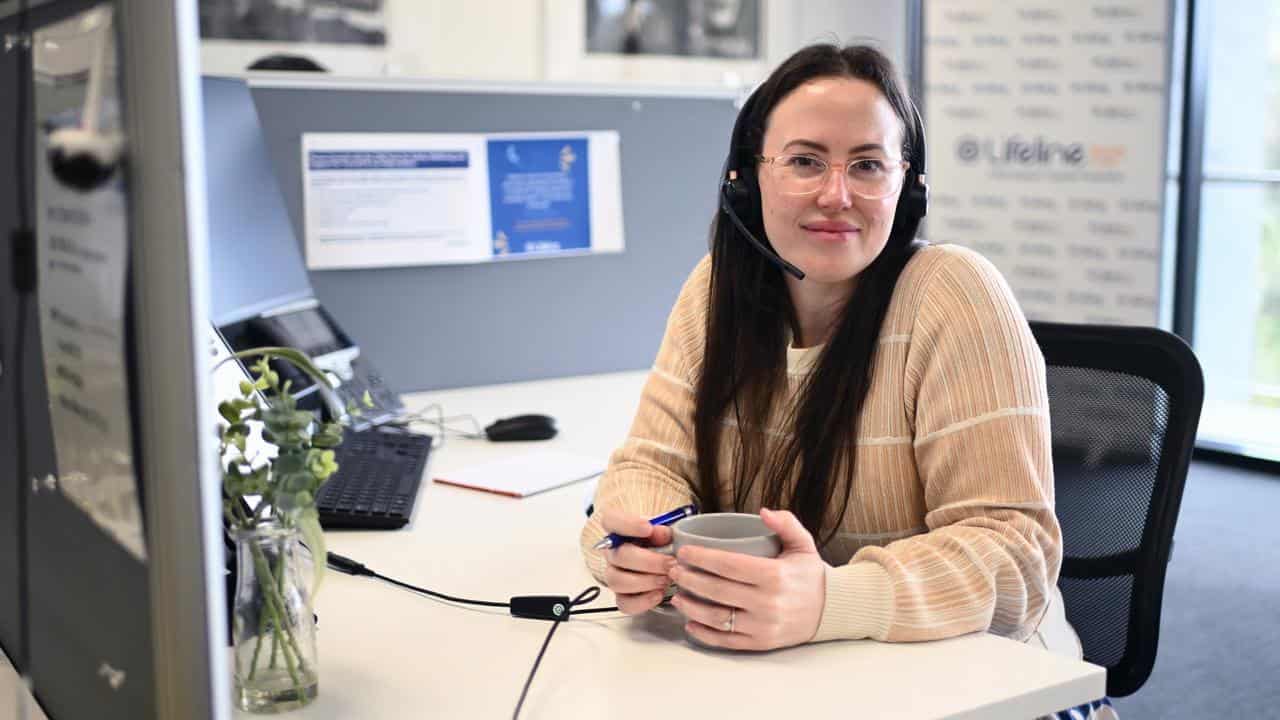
[725,170,758,220]
[907,174,928,222]
[890,170,928,242]
[903,98,928,234]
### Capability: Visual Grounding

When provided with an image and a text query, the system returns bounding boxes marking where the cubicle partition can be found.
[248,78,741,392]
[2,1,225,719]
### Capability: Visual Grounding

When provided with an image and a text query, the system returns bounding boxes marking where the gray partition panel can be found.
[250,84,739,392]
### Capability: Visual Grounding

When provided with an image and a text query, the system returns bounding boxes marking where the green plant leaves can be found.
[217,345,349,608]
[219,400,241,425]
[310,422,344,449]
[305,449,339,481]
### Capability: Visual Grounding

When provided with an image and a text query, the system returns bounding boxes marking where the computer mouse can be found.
[484,414,557,442]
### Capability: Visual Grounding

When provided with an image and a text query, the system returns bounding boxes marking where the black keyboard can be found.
[316,427,433,529]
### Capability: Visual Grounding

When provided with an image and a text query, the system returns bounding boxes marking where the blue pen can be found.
[592,504,698,550]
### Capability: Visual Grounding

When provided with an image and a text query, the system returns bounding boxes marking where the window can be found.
[1192,0,1280,459]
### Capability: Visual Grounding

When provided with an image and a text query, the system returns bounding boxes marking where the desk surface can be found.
[232,370,1104,720]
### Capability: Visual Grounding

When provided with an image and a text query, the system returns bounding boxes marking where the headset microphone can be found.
[719,172,805,280]
[718,86,805,281]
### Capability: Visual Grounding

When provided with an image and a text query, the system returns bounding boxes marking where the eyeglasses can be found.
[757,153,909,199]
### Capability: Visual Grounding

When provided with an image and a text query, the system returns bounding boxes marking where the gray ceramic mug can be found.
[654,513,782,643]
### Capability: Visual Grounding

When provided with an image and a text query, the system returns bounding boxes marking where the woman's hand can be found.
[668,508,827,651]
[599,508,677,615]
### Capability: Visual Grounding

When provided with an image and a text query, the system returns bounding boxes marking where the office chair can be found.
[1030,321,1204,698]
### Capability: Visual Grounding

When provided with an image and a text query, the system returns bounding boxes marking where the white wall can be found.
[200,0,905,86]
[383,1,544,80]
[774,0,906,68]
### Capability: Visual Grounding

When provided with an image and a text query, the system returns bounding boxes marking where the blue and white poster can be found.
[487,137,591,256]
[303,130,623,270]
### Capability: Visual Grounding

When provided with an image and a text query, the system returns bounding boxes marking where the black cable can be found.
[325,552,505,607]
[512,586,600,720]
[515,616,563,718]
[371,570,509,610]
[326,552,619,718]
[328,551,620,616]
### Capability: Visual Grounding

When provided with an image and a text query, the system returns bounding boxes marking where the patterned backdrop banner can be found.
[924,1,1173,325]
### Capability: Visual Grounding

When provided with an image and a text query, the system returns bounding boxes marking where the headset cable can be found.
[327,551,620,719]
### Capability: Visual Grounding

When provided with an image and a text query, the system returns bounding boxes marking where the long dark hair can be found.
[692,44,925,548]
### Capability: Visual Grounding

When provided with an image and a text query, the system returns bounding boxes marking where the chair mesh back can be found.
[1049,366,1169,668]
[1050,367,1169,554]
[1033,321,1203,698]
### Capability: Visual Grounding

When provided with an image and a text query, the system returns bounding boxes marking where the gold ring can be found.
[727,608,736,634]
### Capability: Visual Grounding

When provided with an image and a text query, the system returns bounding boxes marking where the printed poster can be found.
[487,137,591,256]
[924,1,1173,325]
[302,130,623,270]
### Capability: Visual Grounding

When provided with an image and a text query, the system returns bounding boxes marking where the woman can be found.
[579,43,1111,719]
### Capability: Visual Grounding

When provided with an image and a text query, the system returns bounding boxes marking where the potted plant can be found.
[215,347,365,713]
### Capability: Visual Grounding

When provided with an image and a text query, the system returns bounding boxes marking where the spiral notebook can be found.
[433,449,605,498]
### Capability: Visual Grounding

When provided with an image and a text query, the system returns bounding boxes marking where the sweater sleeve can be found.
[813,247,1061,643]
[577,258,708,582]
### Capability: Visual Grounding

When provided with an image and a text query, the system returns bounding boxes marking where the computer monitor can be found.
[199,75,404,428]
[1,1,227,718]
[200,76,313,327]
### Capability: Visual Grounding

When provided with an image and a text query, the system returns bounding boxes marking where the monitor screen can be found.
[201,76,313,326]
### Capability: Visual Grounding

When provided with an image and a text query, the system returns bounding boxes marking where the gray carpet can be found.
[1109,460,1280,718]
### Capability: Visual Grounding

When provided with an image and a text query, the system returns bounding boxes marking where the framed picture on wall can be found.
[545,0,773,88]
[198,0,390,76]
[199,0,388,46]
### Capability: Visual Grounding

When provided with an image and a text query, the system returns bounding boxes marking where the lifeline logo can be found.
[957,135,1126,167]
[956,135,1086,166]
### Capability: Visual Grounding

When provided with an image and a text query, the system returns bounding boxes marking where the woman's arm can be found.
[577,257,710,581]
[816,246,1061,643]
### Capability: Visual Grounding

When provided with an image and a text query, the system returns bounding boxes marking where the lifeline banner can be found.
[923,1,1173,325]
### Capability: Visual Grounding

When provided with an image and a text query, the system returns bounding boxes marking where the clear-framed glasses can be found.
[757,153,909,199]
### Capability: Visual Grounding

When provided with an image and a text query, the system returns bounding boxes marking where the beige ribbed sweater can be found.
[580,244,1077,652]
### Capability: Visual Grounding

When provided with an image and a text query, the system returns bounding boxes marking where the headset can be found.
[718,84,930,281]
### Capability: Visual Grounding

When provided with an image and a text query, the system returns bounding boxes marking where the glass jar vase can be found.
[232,523,318,713]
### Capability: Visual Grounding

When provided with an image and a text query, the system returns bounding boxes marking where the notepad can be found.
[433,449,605,498]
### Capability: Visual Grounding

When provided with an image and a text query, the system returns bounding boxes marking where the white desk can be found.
[235,370,1105,720]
